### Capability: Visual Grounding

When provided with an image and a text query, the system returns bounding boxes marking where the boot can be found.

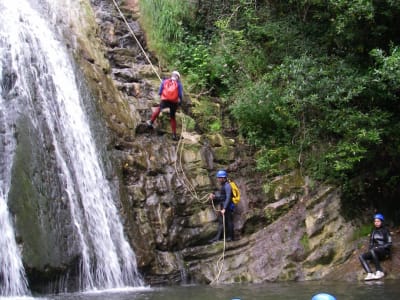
[209,226,223,243]
[146,120,153,129]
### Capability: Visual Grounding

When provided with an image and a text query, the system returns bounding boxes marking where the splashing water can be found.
[0,0,143,295]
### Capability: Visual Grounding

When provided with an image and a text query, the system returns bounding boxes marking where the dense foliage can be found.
[138,0,400,223]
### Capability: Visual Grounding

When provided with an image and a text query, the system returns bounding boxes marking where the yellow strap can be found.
[112,0,226,284]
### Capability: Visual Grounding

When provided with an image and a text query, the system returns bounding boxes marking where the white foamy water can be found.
[0,0,142,295]
[0,0,31,296]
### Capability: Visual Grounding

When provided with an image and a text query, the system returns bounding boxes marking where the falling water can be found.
[0,0,142,295]
[0,67,29,296]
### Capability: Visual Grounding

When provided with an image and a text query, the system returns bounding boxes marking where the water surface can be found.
[22,280,400,300]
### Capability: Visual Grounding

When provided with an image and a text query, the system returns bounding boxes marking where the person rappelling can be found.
[146,70,183,141]
[208,170,236,243]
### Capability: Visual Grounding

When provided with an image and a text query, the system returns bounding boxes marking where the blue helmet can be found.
[311,293,336,300]
[374,213,384,221]
[216,170,227,178]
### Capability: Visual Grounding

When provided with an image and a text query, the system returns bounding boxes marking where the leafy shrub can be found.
[139,0,400,222]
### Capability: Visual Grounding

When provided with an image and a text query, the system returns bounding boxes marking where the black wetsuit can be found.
[210,181,234,241]
[359,226,392,273]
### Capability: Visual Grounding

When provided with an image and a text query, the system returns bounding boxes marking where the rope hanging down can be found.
[111,0,227,283]
[111,0,207,204]
[174,119,225,285]
[174,116,209,203]
[111,0,162,82]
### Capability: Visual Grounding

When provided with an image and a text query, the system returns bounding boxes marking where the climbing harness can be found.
[111,0,227,284]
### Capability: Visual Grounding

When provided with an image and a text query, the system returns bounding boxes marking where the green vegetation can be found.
[352,224,372,242]
[138,0,400,223]
[300,234,310,253]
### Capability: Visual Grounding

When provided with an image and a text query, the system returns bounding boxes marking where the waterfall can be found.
[0,0,142,295]
[0,78,29,295]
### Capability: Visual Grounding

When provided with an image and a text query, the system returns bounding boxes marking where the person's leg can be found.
[359,252,373,273]
[168,102,178,138]
[170,118,177,135]
[150,103,163,122]
[370,248,386,279]
[210,212,223,242]
[370,249,383,272]
[225,209,234,240]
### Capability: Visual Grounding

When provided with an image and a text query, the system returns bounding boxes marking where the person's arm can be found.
[209,191,222,201]
[383,228,392,249]
[178,81,183,104]
[158,80,165,96]
[368,230,375,249]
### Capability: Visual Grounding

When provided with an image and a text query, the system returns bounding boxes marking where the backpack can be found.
[228,179,241,205]
[161,79,179,102]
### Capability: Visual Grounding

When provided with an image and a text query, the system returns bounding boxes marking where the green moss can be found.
[233,274,249,283]
[210,120,221,132]
[352,223,372,241]
[191,97,221,133]
[300,233,310,252]
[316,248,336,265]
[264,201,294,224]
[213,145,235,163]
[182,115,196,132]
[278,267,298,280]
[263,171,305,199]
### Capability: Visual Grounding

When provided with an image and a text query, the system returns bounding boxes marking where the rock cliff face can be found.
[84,0,400,285]
[12,0,399,291]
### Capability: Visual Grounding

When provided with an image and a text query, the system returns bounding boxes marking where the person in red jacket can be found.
[147,70,183,140]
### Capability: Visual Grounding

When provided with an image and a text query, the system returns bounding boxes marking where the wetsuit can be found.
[359,226,392,273]
[210,180,234,241]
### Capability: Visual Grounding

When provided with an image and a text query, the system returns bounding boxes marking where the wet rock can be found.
[15,0,400,290]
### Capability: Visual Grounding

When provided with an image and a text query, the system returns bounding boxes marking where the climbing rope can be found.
[111,0,162,82]
[209,206,226,285]
[174,115,209,203]
[174,121,226,284]
[174,127,226,284]
[111,0,227,284]
[111,0,209,203]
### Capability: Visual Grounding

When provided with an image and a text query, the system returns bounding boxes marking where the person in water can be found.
[359,213,392,280]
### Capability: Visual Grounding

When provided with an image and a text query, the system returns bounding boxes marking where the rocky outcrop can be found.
[11,0,398,291]
[61,0,400,285]
[85,0,400,285]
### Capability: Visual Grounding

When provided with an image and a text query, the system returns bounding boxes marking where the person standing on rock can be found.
[208,170,234,243]
[146,70,183,141]
[359,213,392,280]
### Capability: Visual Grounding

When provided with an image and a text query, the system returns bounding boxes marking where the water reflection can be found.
[28,280,400,300]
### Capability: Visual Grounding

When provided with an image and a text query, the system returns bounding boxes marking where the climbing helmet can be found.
[374,213,384,221]
[216,170,227,178]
